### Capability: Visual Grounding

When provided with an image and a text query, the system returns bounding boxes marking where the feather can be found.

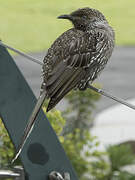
[12,91,47,163]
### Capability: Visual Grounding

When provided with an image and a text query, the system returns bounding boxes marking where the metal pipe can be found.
[0,41,43,66]
[88,85,135,110]
[0,169,20,178]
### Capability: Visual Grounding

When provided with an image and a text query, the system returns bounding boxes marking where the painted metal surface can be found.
[0,45,78,180]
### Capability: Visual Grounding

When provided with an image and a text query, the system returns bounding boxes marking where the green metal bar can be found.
[0,45,78,180]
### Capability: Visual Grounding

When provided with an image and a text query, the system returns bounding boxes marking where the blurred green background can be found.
[0,0,135,53]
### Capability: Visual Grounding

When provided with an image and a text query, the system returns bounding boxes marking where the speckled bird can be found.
[12,7,115,162]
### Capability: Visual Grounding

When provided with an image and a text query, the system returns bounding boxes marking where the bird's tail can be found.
[46,70,84,112]
[11,91,47,164]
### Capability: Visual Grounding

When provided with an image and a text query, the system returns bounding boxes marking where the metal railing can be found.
[0,166,24,180]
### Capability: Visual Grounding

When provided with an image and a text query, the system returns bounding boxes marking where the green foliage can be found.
[61,85,110,180]
[62,128,109,180]
[0,119,16,167]
[43,107,65,143]
[63,129,90,179]
[111,171,135,180]
[105,144,135,180]
[61,87,135,180]
[107,144,135,171]
[44,107,65,137]
[63,84,100,134]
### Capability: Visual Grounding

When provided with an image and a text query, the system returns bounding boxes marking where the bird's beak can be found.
[57,14,73,21]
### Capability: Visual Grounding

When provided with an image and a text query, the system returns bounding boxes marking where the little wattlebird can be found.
[12,7,115,162]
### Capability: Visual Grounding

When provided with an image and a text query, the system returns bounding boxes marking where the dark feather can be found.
[47,68,85,112]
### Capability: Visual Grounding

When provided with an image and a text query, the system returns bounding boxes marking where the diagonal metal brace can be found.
[0,45,78,180]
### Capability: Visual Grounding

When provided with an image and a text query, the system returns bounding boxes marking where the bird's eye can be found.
[83,15,87,19]
[80,24,84,28]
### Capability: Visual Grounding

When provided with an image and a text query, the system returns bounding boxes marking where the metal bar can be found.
[88,85,135,110]
[0,41,43,66]
[0,45,78,180]
[0,170,20,178]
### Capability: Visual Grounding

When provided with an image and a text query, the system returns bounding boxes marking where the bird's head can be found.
[58,7,107,31]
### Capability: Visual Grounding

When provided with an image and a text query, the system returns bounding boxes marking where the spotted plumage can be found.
[41,7,115,111]
[12,7,115,162]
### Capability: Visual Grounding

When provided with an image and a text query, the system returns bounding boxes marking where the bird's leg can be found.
[11,91,47,164]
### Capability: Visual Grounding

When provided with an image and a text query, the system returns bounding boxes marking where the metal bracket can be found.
[0,169,20,178]
[0,166,25,180]
[0,45,78,180]
[49,171,70,180]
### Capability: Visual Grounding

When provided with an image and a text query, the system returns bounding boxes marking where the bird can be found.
[12,7,115,163]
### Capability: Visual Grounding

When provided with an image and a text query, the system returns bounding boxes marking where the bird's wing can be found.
[42,28,101,111]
